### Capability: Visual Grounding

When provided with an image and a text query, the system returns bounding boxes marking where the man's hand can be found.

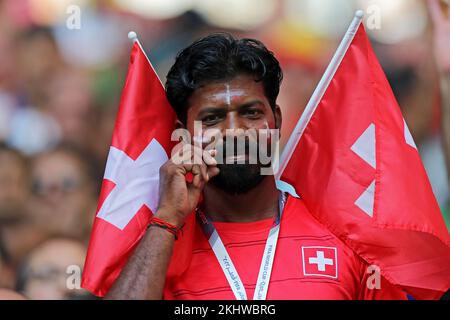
[106,142,220,300]
[156,142,220,227]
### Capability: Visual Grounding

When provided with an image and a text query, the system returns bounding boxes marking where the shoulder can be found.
[281,195,347,241]
[281,196,408,299]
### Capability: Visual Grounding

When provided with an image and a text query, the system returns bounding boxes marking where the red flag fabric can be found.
[279,24,450,299]
[81,41,176,297]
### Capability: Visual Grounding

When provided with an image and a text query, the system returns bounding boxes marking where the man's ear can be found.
[274,105,282,135]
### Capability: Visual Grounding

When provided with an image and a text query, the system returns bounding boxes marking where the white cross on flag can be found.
[81,38,176,297]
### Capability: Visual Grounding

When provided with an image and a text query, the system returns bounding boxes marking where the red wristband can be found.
[148,216,183,240]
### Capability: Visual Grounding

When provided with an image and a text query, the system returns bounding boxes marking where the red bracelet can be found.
[148,216,183,240]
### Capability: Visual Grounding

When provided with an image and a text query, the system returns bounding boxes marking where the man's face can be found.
[23,239,88,300]
[28,151,94,238]
[185,74,281,194]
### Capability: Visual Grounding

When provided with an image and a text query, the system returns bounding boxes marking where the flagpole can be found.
[127,31,165,87]
[276,10,365,180]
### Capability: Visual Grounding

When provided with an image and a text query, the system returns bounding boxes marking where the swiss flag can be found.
[278,23,450,299]
[81,40,176,297]
[302,246,338,279]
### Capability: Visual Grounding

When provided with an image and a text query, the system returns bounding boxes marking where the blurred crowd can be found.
[0,0,449,299]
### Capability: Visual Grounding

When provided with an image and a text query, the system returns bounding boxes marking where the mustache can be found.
[191,130,277,167]
[212,136,258,164]
[205,135,270,153]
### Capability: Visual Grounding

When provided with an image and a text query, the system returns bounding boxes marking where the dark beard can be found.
[208,133,275,194]
[209,163,265,195]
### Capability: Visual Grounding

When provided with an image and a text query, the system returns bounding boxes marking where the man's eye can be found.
[243,109,262,118]
[202,114,221,124]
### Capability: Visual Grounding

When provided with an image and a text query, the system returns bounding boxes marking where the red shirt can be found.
[163,195,407,300]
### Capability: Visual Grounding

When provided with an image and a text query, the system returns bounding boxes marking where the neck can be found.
[203,176,280,223]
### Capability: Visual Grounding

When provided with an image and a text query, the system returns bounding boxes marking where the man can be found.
[106,33,408,300]
[28,144,98,242]
[16,237,92,299]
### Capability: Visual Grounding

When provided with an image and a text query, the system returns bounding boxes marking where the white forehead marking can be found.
[209,83,245,105]
[225,83,231,105]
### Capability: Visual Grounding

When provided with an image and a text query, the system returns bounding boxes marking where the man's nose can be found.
[223,112,246,136]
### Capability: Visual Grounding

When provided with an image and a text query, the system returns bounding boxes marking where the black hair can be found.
[165,33,283,124]
[34,142,103,194]
[0,142,29,173]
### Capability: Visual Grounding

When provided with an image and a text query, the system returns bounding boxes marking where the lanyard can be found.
[196,192,286,300]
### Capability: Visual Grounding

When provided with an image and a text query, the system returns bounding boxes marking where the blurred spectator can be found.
[16,27,64,105]
[1,27,63,155]
[0,237,15,289]
[0,288,26,300]
[0,143,45,270]
[42,67,96,149]
[379,32,449,226]
[0,144,24,286]
[15,238,90,300]
[0,22,20,141]
[27,144,99,242]
[0,143,29,222]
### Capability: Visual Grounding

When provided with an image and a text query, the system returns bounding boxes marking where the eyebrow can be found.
[197,100,266,118]
[237,100,265,110]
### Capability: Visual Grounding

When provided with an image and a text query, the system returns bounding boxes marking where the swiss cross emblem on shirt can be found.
[301,246,338,279]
